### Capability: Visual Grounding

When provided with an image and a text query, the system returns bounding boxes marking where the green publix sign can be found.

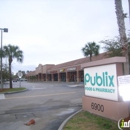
[84,72,115,93]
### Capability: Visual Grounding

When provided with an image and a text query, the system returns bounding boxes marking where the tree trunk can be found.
[90,53,92,61]
[90,56,92,61]
[9,62,12,89]
[115,0,129,74]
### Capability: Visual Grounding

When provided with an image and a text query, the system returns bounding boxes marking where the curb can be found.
[58,109,82,130]
[4,88,28,94]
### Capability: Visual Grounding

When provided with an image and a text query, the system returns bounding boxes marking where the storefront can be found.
[53,71,58,81]
[59,69,66,82]
[36,75,38,81]
[79,70,84,82]
[60,73,66,82]
[67,68,77,82]
[42,74,46,81]
[47,74,52,81]
[26,53,107,83]
[39,73,42,81]
[53,74,58,81]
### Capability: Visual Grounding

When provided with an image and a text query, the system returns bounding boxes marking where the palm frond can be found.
[3,44,24,63]
[82,42,100,58]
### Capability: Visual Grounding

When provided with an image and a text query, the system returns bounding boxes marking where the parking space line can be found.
[6,92,76,100]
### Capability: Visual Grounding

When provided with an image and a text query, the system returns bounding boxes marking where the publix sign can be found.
[84,64,118,101]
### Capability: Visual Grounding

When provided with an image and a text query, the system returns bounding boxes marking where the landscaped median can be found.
[63,110,118,130]
[0,87,27,94]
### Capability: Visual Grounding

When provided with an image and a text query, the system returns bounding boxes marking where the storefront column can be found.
[48,74,51,81]
[66,72,69,82]
[38,74,40,81]
[51,74,54,81]
[37,74,39,81]
[77,70,80,83]
[31,76,33,81]
[36,75,38,81]
[80,70,84,82]
[41,74,43,81]
[46,74,48,81]
[39,74,41,81]
[43,74,45,81]
[58,73,61,82]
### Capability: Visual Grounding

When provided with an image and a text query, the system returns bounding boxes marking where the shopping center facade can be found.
[26,53,108,82]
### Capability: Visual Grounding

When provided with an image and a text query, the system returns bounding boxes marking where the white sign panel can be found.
[67,68,76,71]
[84,64,118,101]
[118,75,130,101]
[118,75,130,85]
[18,71,23,78]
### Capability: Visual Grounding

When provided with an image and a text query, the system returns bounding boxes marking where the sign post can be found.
[17,71,23,88]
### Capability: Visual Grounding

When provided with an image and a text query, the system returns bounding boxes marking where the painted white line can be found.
[30,86,46,90]
[0,94,5,99]
[31,88,46,90]
[6,92,76,100]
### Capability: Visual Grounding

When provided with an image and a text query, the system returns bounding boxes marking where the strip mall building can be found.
[26,53,108,82]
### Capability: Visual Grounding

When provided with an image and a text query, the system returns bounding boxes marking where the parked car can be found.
[20,78,27,81]
[13,79,18,82]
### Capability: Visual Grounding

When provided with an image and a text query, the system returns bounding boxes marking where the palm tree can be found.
[3,44,23,88]
[82,42,100,61]
[115,0,129,74]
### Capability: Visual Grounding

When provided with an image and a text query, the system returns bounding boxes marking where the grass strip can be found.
[0,88,26,94]
[63,110,119,130]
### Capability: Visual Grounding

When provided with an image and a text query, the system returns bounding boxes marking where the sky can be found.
[0,0,130,74]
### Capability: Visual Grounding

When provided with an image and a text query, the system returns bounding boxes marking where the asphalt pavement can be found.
[0,81,84,130]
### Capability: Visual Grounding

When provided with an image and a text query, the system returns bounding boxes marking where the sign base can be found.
[82,95,129,121]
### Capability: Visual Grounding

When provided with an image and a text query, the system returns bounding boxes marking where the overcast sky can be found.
[0,0,129,74]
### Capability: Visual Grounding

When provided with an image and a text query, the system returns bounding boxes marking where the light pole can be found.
[0,28,8,89]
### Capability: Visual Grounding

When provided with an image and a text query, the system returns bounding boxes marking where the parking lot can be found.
[0,81,84,130]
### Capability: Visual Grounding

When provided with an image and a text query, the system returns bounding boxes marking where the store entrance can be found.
[43,74,46,81]
[60,73,66,82]
[48,74,52,81]
[53,74,58,81]
[68,71,76,82]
